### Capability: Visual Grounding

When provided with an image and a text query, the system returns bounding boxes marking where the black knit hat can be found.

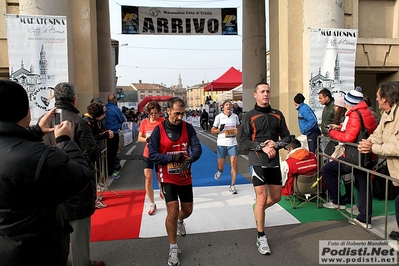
[294,93,305,104]
[0,80,29,123]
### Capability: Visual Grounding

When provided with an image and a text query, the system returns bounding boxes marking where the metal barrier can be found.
[94,140,121,205]
[317,135,396,239]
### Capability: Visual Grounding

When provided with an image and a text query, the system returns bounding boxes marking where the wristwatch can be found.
[255,142,265,151]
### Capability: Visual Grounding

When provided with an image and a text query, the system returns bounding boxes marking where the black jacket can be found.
[43,102,102,220]
[239,104,291,167]
[0,122,92,266]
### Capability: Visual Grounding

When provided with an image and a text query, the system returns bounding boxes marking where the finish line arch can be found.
[138,95,173,112]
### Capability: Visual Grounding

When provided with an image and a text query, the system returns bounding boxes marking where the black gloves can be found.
[180,156,193,178]
[219,124,225,131]
[146,137,150,143]
[172,153,185,162]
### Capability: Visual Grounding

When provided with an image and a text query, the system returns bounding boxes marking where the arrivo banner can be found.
[121,6,238,35]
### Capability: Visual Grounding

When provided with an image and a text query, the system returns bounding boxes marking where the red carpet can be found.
[91,190,146,242]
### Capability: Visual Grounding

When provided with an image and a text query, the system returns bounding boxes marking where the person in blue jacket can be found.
[294,93,321,153]
[105,94,126,179]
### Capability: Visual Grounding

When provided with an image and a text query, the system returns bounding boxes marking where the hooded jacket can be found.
[329,101,378,143]
[281,147,318,196]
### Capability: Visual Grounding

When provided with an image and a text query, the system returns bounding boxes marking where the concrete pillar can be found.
[70,0,99,112]
[96,1,114,103]
[242,0,266,112]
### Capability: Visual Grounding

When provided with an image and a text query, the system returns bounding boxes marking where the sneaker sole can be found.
[323,204,346,210]
[256,243,271,255]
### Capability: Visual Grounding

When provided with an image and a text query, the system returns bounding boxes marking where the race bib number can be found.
[166,151,186,174]
[225,127,237,138]
[167,161,183,174]
[145,130,153,138]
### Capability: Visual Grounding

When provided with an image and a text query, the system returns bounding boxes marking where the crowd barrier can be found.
[184,116,200,127]
[317,135,396,239]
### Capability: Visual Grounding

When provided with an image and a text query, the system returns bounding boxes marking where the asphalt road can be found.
[83,128,382,266]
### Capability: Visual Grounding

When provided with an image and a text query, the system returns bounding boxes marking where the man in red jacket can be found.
[322,86,377,229]
[281,139,318,196]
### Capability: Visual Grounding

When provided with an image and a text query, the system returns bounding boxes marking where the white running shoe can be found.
[177,221,186,236]
[168,248,181,266]
[229,185,238,194]
[214,171,222,180]
[323,201,346,210]
[256,236,271,255]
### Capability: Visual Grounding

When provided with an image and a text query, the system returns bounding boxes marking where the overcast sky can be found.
[109,0,244,88]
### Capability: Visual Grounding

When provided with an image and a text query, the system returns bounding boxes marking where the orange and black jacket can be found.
[239,104,291,167]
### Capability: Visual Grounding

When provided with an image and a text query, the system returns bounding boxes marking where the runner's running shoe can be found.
[168,248,181,266]
[148,203,157,215]
[177,221,186,236]
[256,236,271,255]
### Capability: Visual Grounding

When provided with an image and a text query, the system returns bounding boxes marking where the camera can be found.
[54,109,63,126]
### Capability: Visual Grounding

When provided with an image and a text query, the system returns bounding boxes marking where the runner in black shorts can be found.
[148,97,202,266]
[251,166,282,187]
[239,82,291,256]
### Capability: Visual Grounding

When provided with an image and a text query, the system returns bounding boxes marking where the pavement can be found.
[82,127,396,266]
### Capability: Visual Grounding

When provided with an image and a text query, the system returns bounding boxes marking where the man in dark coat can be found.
[200,109,209,130]
[42,82,104,266]
[0,80,93,266]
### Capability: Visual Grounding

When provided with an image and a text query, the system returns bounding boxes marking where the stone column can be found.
[69,0,99,112]
[96,1,114,102]
[242,0,266,112]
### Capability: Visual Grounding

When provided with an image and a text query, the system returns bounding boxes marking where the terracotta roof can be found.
[130,83,169,91]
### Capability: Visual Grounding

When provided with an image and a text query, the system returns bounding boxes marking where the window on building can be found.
[141,95,145,99]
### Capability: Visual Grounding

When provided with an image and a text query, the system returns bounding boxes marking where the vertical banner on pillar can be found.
[308,28,357,122]
[6,14,68,125]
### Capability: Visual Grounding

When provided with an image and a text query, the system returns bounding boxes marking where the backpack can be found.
[372,159,399,200]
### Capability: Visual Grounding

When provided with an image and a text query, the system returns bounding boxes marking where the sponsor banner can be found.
[122,6,237,35]
[121,122,133,146]
[6,14,68,125]
[319,240,397,264]
[308,28,357,123]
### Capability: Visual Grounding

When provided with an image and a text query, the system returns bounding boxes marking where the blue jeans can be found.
[322,156,372,223]
[307,129,321,154]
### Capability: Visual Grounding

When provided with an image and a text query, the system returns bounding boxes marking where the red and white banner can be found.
[6,14,69,124]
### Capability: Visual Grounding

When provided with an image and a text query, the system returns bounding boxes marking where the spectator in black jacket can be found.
[0,80,93,266]
[83,101,114,144]
[42,82,104,266]
[200,109,209,130]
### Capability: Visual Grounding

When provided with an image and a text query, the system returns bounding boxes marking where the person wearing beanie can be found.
[42,82,105,266]
[293,93,321,153]
[344,86,364,106]
[0,80,93,266]
[322,85,378,229]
